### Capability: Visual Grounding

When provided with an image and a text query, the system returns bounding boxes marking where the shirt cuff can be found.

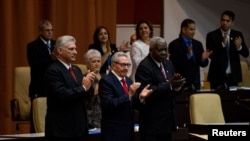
[82,85,87,91]
[237,45,242,51]
[139,97,145,104]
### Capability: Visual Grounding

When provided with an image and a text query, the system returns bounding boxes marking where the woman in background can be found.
[84,49,102,129]
[88,26,118,77]
[130,20,153,81]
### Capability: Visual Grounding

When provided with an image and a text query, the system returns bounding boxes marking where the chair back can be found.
[12,67,31,120]
[189,93,225,124]
[239,61,248,86]
[33,97,47,133]
[75,64,87,74]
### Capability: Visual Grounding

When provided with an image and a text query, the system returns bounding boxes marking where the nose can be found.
[73,49,77,54]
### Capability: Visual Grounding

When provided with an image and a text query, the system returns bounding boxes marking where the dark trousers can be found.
[210,73,237,90]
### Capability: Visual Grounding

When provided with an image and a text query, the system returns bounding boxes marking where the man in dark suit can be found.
[26,19,56,133]
[206,10,249,89]
[135,37,185,141]
[99,52,152,141]
[45,35,96,141]
[169,18,212,91]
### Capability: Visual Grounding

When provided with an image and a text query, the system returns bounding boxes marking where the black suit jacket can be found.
[27,37,56,98]
[206,28,249,85]
[169,37,209,90]
[135,54,180,136]
[88,43,118,75]
[45,60,93,138]
[99,71,136,141]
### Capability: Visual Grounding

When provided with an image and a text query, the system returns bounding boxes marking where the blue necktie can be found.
[46,42,51,54]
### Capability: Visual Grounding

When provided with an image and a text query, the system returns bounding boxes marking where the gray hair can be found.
[54,35,76,55]
[150,36,167,50]
[111,51,128,63]
[38,19,52,31]
[84,49,101,63]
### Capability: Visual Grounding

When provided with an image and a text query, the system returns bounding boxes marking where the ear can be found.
[181,27,185,33]
[231,21,234,26]
[57,47,63,54]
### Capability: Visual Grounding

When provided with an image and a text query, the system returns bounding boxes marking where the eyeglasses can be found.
[114,62,131,67]
[156,48,167,52]
[43,29,54,32]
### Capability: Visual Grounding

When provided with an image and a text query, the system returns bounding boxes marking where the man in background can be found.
[169,18,211,91]
[206,10,249,89]
[27,19,56,133]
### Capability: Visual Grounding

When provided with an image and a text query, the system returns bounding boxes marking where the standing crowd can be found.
[27,10,249,141]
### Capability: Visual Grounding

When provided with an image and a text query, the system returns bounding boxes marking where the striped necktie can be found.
[160,64,167,80]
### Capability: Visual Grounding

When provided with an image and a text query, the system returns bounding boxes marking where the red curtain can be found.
[0,0,116,134]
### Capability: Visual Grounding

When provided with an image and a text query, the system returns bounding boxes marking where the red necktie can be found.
[121,78,128,94]
[160,64,167,80]
[69,67,77,82]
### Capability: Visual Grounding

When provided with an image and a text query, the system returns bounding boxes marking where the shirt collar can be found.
[111,70,124,81]
[150,55,162,68]
[40,36,50,45]
[182,36,192,47]
[57,59,71,70]
[220,29,231,36]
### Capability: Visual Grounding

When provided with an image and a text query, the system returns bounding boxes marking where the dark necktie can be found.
[160,64,167,80]
[121,78,128,94]
[188,40,192,47]
[224,33,230,57]
[224,32,231,73]
[69,67,77,82]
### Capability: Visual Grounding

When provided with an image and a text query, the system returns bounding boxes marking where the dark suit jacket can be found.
[99,72,135,141]
[27,37,56,98]
[88,43,118,75]
[206,28,249,85]
[45,60,93,138]
[169,37,209,90]
[135,54,180,136]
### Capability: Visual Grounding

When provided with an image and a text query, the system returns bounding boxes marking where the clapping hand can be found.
[82,70,96,91]
[128,82,141,97]
[234,36,242,49]
[119,40,129,51]
[139,84,153,99]
[202,49,213,60]
[169,73,185,91]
